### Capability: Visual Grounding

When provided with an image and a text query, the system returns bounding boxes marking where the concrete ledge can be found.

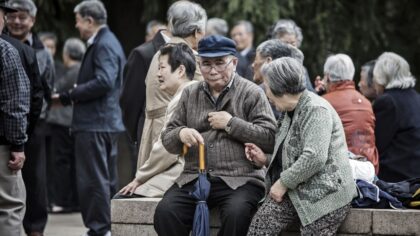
[111,198,420,235]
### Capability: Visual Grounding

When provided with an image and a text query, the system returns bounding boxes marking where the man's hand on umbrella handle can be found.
[245,143,267,168]
[179,128,204,147]
[119,179,141,196]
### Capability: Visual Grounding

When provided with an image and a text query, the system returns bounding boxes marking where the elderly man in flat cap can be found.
[155,35,276,236]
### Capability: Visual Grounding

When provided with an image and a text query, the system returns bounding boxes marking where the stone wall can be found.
[111,198,420,236]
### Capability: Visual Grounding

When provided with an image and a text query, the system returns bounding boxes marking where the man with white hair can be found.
[136,0,206,174]
[321,54,379,173]
[53,1,126,235]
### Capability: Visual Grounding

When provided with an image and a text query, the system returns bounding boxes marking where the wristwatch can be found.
[225,118,233,133]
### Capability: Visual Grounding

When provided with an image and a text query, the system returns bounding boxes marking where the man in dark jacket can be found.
[120,30,167,145]
[0,33,43,136]
[6,0,55,235]
[54,1,125,235]
[119,29,167,175]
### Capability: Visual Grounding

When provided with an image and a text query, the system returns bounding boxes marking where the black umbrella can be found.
[184,144,210,236]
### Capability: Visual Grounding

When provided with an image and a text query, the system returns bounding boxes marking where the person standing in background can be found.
[48,38,86,213]
[53,1,126,235]
[6,0,55,235]
[0,2,30,235]
[230,20,255,81]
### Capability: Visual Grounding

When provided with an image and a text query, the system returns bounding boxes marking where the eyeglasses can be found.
[6,13,31,22]
[200,59,233,73]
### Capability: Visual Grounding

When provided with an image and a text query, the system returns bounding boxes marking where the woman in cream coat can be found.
[118,43,197,197]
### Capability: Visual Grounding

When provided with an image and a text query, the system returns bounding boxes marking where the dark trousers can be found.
[50,124,78,208]
[74,132,119,236]
[154,176,265,236]
[23,120,48,234]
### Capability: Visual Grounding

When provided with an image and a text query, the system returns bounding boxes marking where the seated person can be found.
[117,43,198,197]
[252,39,309,120]
[318,54,379,173]
[373,52,420,182]
[246,57,357,235]
[358,60,377,102]
[155,35,277,236]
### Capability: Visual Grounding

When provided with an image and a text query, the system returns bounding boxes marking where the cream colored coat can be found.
[137,37,203,170]
[134,80,198,197]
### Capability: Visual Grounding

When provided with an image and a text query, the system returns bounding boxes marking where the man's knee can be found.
[154,198,173,222]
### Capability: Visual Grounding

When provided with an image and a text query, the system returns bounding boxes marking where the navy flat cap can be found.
[198,35,237,58]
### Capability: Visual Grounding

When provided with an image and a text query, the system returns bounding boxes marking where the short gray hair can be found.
[206,18,228,36]
[167,1,207,38]
[257,39,304,64]
[233,20,253,34]
[361,60,376,87]
[63,38,86,61]
[271,19,303,48]
[146,20,165,34]
[9,0,37,16]
[373,52,416,89]
[39,32,57,44]
[74,0,107,25]
[323,54,355,82]
[261,57,306,96]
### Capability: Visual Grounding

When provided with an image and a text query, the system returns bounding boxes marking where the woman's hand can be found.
[245,143,267,168]
[119,179,141,196]
[270,179,287,202]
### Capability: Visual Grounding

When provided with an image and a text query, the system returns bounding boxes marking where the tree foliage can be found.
[34,0,420,90]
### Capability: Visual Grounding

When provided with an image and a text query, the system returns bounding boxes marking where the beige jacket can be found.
[134,80,198,197]
[137,37,203,169]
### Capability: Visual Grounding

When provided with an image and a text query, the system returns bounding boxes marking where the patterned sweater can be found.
[162,74,277,189]
[269,90,357,226]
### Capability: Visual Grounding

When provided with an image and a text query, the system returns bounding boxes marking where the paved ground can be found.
[22,213,87,236]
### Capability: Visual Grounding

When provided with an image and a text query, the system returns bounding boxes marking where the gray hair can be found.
[146,20,165,34]
[9,0,37,16]
[257,39,304,64]
[39,32,57,44]
[373,52,416,89]
[361,60,376,87]
[261,57,306,96]
[232,20,253,34]
[63,38,86,61]
[74,0,107,25]
[323,54,355,82]
[167,1,207,38]
[271,19,303,47]
[206,18,228,36]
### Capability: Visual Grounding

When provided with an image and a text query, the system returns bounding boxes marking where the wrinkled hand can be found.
[8,151,25,172]
[119,179,141,196]
[208,111,232,129]
[314,76,326,94]
[270,179,287,203]
[179,128,204,147]
[245,143,267,168]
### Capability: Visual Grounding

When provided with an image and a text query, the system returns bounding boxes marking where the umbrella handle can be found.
[182,144,206,171]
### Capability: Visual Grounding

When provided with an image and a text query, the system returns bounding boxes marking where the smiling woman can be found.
[157,43,196,96]
[116,43,198,199]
